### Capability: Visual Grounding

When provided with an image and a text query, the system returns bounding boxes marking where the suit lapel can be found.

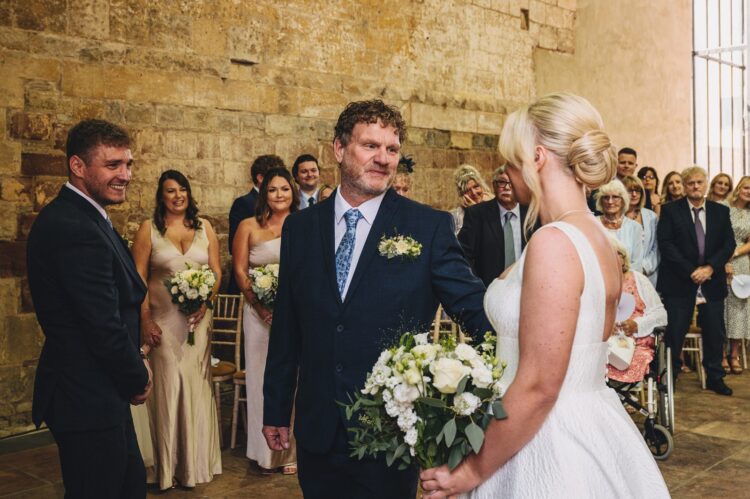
[678,198,699,249]
[318,194,342,306]
[343,189,400,305]
[704,201,719,250]
[485,201,503,248]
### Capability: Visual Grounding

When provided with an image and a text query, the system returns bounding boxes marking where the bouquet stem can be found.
[187,322,195,346]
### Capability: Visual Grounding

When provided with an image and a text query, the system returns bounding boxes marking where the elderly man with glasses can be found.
[458,165,532,286]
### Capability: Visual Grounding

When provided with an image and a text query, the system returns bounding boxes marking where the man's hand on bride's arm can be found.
[419,459,483,498]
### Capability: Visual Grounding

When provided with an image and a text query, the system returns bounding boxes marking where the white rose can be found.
[430,357,470,394]
[453,392,482,416]
[393,383,420,404]
[256,275,274,289]
[178,295,185,303]
[170,285,178,295]
[412,344,438,363]
[455,343,478,362]
[471,365,494,388]
[370,364,392,386]
[186,289,198,300]
[413,333,429,345]
[199,284,209,297]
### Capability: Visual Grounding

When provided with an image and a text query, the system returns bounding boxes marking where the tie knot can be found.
[504,211,514,222]
[308,196,316,206]
[344,209,362,229]
[693,207,703,214]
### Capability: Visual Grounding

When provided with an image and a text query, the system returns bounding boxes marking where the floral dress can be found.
[726,206,750,340]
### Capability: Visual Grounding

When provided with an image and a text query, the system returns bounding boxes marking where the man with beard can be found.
[262,100,491,498]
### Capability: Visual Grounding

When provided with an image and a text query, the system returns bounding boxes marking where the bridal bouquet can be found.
[342,331,506,471]
[165,263,216,345]
[248,263,279,309]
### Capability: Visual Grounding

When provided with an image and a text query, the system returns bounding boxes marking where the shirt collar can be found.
[301,189,319,202]
[688,198,706,211]
[335,189,386,225]
[65,182,108,221]
[497,201,520,218]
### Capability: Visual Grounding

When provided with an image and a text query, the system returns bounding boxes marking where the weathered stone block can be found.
[15,0,66,33]
[0,177,31,203]
[558,0,576,10]
[0,75,23,107]
[192,17,227,57]
[477,111,504,134]
[103,65,193,105]
[68,0,109,39]
[10,113,54,141]
[529,0,546,23]
[156,105,184,127]
[33,177,66,211]
[0,315,43,366]
[24,80,59,110]
[123,102,156,125]
[62,63,105,99]
[21,153,66,176]
[538,25,558,50]
[20,278,34,313]
[164,131,199,159]
[557,27,574,53]
[450,132,474,150]
[0,241,26,278]
[0,141,22,175]
[0,203,18,241]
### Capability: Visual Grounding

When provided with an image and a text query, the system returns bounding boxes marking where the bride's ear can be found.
[534,146,546,172]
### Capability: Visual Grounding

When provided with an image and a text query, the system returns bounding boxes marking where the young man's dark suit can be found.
[458,200,529,286]
[657,197,735,386]
[27,186,149,498]
[263,188,492,499]
[227,188,258,293]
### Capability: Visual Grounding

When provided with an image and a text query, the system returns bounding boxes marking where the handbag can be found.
[607,332,635,370]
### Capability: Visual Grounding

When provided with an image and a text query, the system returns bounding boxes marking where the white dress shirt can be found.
[65,182,109,222]
[299,188,319,210]
[498,202,522,259]
[334,189,386,299]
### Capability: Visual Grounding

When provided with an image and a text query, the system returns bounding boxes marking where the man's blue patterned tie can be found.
[335,208,363,296]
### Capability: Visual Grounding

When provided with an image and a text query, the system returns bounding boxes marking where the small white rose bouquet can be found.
[164,263,216,345]
[378,234,422,260]
[341,331,506,471]
[248,263,280,309]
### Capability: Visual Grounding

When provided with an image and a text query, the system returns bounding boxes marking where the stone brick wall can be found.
[0,0,577,437]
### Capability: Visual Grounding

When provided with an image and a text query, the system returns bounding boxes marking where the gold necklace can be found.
[553,209,591,222]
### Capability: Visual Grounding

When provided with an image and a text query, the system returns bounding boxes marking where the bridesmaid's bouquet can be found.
[248,263,279,309]
[341,331,506,471]
[165,263,216,345]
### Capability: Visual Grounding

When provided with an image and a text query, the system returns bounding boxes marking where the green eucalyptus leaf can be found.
[386,451,395,467]
[448,444,464,470]
[465,422,485,454]
[456,376,469,395]
[492,400,507,419]
[443,418,457,447]
[419,397,447,408]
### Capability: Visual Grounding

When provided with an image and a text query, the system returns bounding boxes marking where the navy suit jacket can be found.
[27,187,148,432]
[227,189,258,293]
[656,197,735,301]
[263,188,492,453]
[458,200,530,287]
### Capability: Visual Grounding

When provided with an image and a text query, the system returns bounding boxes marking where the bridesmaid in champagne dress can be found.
[233,167,298,474]
[131,170,222,490]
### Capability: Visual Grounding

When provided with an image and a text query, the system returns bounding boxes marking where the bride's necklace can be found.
[553,209,591,222]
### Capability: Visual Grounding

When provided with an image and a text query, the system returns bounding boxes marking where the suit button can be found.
[335,363,343,373]
[336,324,344,333]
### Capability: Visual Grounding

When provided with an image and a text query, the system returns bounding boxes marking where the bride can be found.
[420,93,669,498]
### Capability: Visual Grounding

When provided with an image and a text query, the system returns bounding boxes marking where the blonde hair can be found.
[621,175,646,210]
[730,176,750,207]
[453,164,490,198]
[595,179,630,217]
[680,165,707,183]
[609,236,631,273]
[499,93,617,234]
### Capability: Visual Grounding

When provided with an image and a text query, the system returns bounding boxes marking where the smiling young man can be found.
[292,154,322,209]
[262,100,491,499]
[27,119,152,498]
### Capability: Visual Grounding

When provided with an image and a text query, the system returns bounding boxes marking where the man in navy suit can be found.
[227,154,285,293]
[262,100,492,498]
[657,166,735,395]
[458,165,530,286]
[27,120,152,497]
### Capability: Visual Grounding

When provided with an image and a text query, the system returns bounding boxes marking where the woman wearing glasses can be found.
[595,179,644,272]
[637,166,661,215]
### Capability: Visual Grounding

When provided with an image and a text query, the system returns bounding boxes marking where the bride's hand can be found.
[420,461,482,498]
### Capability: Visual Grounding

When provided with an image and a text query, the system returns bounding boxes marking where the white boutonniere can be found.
[378,233,422,260]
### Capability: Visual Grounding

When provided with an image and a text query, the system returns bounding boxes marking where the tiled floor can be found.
[1,369,748,498]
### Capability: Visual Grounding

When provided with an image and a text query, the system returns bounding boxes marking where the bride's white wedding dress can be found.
[465,222,669,498]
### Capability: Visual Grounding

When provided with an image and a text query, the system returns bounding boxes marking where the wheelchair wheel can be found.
[643,423,673,460]
[656,343,675,432]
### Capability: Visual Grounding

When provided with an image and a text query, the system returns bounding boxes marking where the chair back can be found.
[211,294,244,367]
[431,304,464,343]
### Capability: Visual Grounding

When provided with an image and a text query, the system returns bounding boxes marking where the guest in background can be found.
[228,155,285,293]
[616,147,638,180]
[724,176,750,374]
[623,175,660,287]
[27,119,151,498]
[596,179,644,272]
[637,166,661,215]
[458,165,529,286]
[661,170,685,204]
[607,240,667,384]
[450,164,492,233]
[318,184,335,202]
[292,154,321,209]
[657,166,736,395]
[232,167,298,475]
[131,170,222,489]
[708,172,733,205]
[393,154,415,198]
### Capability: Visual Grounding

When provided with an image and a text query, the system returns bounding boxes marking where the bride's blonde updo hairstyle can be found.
[499,92,617,233]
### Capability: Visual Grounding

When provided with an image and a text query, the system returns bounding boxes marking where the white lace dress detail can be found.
[464,221,669,499]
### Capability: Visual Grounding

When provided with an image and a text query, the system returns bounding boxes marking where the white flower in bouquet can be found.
[453,392,482,416]
[249,264,280,309]
[454,343,478,361]
[378,234,422,260]
[430,357,471,394]
[255,275,274,290]
[163,263,216,345]
[471,365,494,389]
